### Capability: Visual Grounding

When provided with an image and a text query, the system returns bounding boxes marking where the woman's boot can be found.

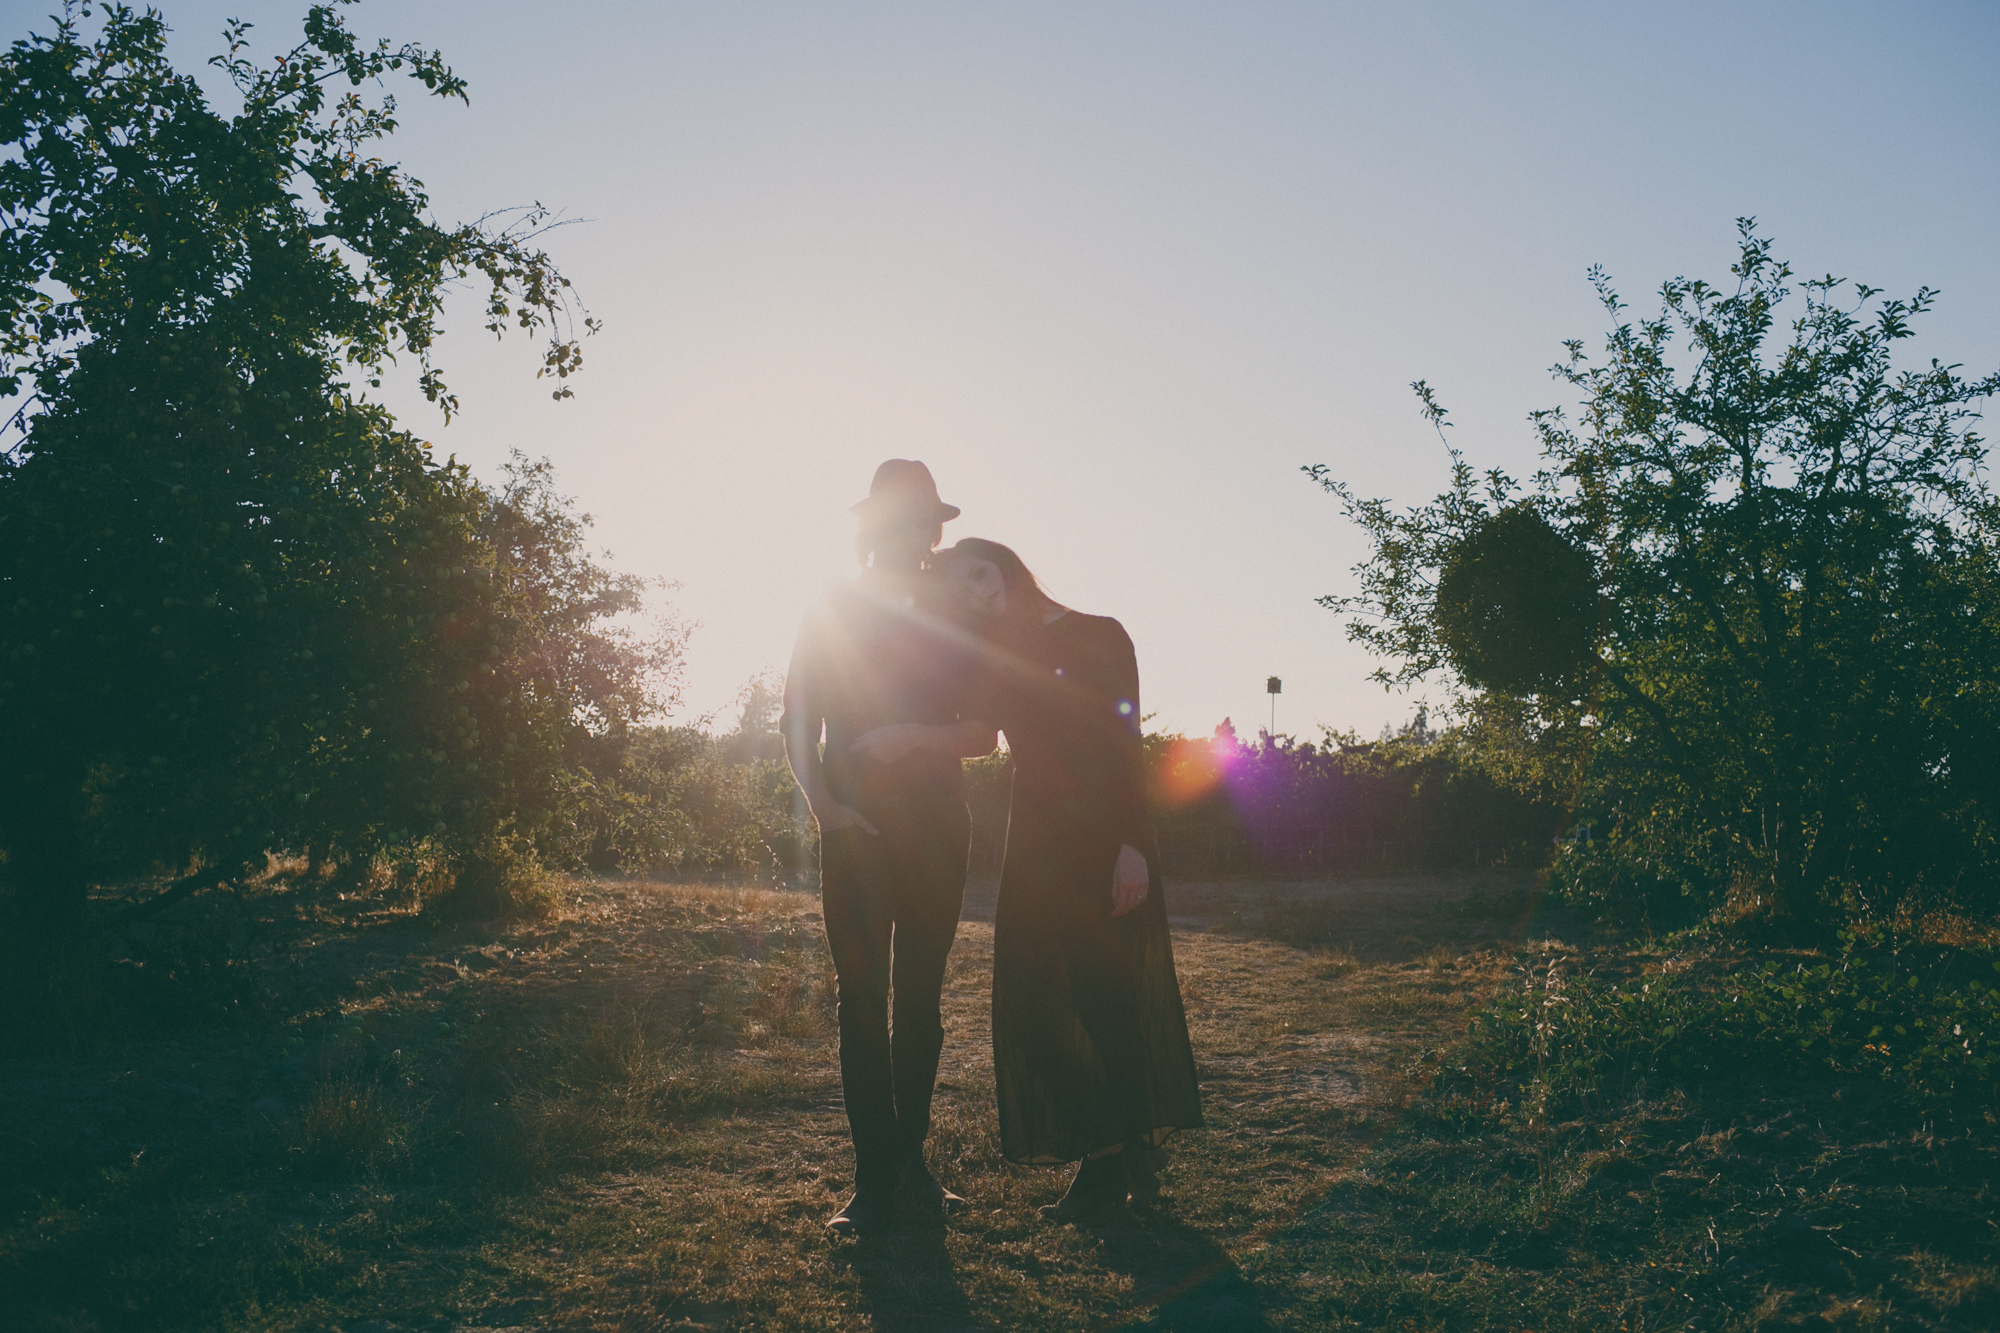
[1125,1141,1165,1208]
[1040,1149,1128,1223]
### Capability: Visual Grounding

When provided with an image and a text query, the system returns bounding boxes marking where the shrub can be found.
[1455,939,2000,1114]
[429,835,560,920]
[1545,815,1731,929]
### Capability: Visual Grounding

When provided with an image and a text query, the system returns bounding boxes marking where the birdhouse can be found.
[1266,676,1282,694]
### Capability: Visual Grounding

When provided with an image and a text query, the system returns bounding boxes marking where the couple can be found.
[782,459,1203,1235]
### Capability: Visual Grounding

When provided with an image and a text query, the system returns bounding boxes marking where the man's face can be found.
[871,520,942,567]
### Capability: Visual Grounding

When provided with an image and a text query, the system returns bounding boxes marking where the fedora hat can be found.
[850,459,961,525]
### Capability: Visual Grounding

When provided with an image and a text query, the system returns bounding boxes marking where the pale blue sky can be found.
[14,0,1998,736]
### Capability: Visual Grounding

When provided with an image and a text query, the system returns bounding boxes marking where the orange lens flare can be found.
[1153,735,1231,809]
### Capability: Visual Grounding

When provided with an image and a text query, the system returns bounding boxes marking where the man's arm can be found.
[848,720,998,765]
[781,623,879,836]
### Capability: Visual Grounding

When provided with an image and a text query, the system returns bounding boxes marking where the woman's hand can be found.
[851,723,923,765]
[1111,844,1149,916]
[814,801,880,836]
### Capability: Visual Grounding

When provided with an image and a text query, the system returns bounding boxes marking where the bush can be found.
[430,836,560,920]
[1544,815,1732,929]
[1455,938,2000,1114]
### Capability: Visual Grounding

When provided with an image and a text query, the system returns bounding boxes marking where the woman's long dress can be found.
[982,611,1203,1164]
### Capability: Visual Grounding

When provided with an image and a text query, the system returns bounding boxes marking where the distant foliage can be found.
[1313,222,2000,930]
[621,714,1562,885]
[964,749,1015,870]
[582,728,810,880]
[513,678,812,885]
[1127,720,1554,873]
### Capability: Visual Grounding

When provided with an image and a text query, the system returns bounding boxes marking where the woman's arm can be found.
[849,719,998,765]
[1100,620,1153,915]
[1111,843,1149,916]
[1101,621,1154,853]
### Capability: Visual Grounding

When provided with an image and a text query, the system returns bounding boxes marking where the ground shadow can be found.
[833,1216,975,1332]
[1089,1208,1277,1331]
[964,867,1587,969]
[1160,872,1590,964]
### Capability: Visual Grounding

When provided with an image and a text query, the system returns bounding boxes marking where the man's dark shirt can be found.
[782,571,976,809]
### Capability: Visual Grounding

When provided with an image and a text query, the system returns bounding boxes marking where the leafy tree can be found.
[1312,223,2000,929]
[0,3,630,927]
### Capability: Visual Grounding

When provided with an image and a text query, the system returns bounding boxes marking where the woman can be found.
[855,538,1203,1220]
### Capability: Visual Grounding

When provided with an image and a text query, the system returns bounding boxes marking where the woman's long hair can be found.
[945,537,1051,617]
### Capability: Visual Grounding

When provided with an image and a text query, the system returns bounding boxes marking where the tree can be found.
[0,4,628,927]
[1312,222,2000,929]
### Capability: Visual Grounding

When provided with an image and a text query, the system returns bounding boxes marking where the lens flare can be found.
[1154,732,1236,809]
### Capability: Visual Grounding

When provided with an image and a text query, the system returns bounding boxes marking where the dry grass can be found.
[0,868,1993,1330]
[287,1073,411,1175]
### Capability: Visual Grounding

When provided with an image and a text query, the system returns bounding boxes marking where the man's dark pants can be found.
[819,787,970,1194]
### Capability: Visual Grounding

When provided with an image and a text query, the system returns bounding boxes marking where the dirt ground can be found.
[0,867,1528,1330]
[4,867,1993,1330]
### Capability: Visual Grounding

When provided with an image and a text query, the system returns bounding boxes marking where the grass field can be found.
[2,866,1995,1331]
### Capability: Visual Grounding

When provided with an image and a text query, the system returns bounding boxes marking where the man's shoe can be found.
[825,1189,897,1236]
[1039,1152,1128,1224]
[902,1157,966,1214]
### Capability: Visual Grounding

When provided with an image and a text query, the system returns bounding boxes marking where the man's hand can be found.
[1111,844,1149,916]
[815,801,880,836]
[851,723,922,765]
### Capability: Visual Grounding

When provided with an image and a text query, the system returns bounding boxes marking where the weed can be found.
[746,945,836,1041]
[288,1075,407,1175]
[1312,943,1359,977]
[0,914,268,1058]
[565,1012,662,1091]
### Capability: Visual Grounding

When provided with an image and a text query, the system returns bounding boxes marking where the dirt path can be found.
[2,868,1534,1332]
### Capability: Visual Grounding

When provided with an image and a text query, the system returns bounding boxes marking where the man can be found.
[782,460,994,1234]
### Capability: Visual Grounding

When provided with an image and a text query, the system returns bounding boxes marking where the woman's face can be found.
[944,554,1006,620]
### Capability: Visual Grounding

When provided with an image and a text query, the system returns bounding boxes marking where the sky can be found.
[12,0,1999,737]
